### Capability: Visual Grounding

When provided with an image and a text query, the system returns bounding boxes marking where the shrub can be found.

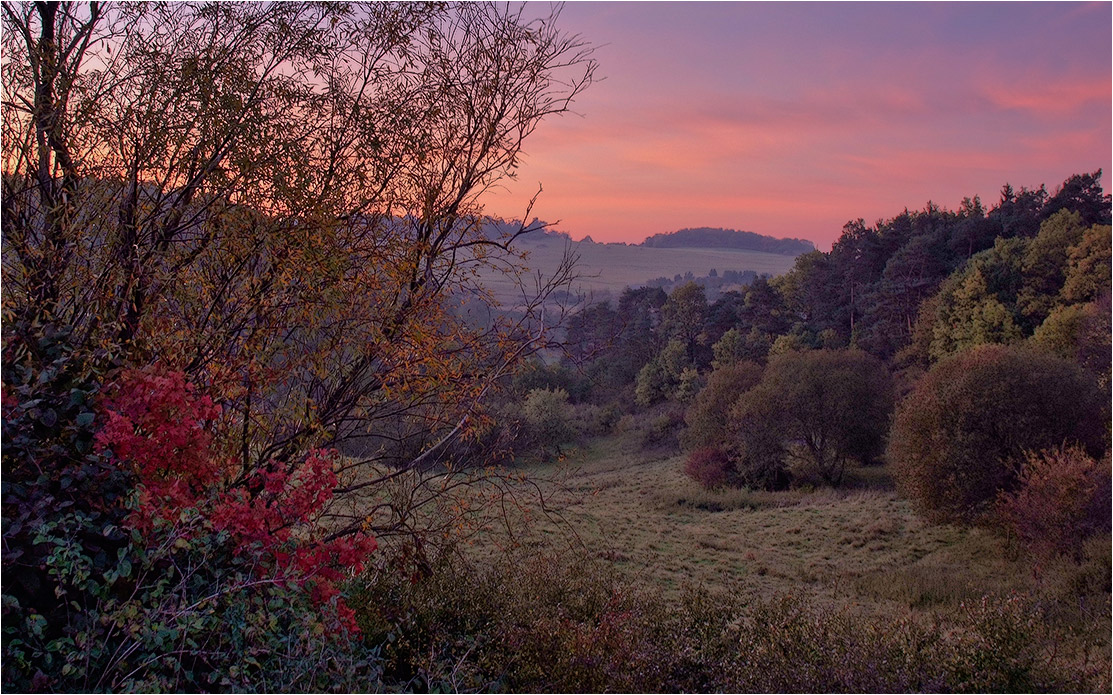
[684,447,735,489]
[2,364,379,691]
[996,446,1112,561]
[522,387,575,458]
[351,546,1090,693]
[638,407,686,452]
[681,361,762,451]
[889,344,1108,523]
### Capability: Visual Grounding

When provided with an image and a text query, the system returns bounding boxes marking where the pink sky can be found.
[483,2,1112,250]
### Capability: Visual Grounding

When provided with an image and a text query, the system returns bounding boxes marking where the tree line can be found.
[510,169,1109,540]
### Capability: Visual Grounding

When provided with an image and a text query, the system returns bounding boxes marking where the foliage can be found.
[1,1,596,542]
[731,349,894,487]
[634,337,701,407]
[996,446,1112,562]
[914,215,1111,367]
[681,361,762,451]
[889,344,1108,523]
[641,226,814,255]
[2,363,378,691]
[683,447,735,489]
[350,545,1089,693]
[637,407,687,452]
[660,282,709,364]
[522,387,575,459]
[4,506,380,692]
[1060,224,1112,304]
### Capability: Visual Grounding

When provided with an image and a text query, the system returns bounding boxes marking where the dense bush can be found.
[996,446,1112,561]
[2,361,378,691]
[684,447,735,489]
[351,545,1090,693]
[889,344,1108,522]
[522,387,575,459]
[681,361,762,451]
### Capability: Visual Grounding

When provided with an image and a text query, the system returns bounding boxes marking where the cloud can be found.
[983,79,1110,118]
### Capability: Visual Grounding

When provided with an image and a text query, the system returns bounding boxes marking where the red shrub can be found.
[996,446,1111,561]
[684,447,735,489]
[96,367,376,630]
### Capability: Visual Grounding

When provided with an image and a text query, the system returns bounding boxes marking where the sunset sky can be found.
[484,1,1112,250]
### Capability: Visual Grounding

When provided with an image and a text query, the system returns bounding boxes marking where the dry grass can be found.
[461,431,1051,621]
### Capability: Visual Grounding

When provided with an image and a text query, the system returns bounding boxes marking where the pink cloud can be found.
[984,79,1110,117]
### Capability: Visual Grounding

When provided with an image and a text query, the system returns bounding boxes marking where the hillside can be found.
[641,226,814,255]
[480,231,801,307]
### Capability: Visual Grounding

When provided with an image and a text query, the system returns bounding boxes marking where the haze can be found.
[485,1,1112,250]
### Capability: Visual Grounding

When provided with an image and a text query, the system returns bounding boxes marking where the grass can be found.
[362,428,1110,692]
[461,429,1095,624]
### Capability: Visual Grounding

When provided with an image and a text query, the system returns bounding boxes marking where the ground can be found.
[463,430,1106,628]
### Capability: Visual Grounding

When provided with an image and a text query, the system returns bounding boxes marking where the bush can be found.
[684,447,735,489]
[350,546,1091,693]
[681,361,762,451]
[522,387,575,458]
[996,446,1112,561]
[638,407,686,452]
[2,362,379,691]
[889,344,1108,522]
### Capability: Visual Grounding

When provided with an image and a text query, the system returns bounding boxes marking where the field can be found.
[479,237,801,306]
[464,430,1111,628]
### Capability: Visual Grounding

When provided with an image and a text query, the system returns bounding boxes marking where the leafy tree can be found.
[660,282,708,364]
[889,345,1108,522]
[522,387,574,458]
[740,276,790,337]
[1016,210,1090,324]
[612,286,668,380]
[929,265,1023,359]
[1,1,596,540]
[682,361,762,450]
[1060,224,1112,304]
[565,301,620,365]
[1041,169,1112,227]
[711,328,745,368]
[732,350,893,487]
[634,339,689,406]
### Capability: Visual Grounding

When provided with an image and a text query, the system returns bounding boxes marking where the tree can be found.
[2,2,596,540]
[660,282,708,364]
[522,387,574,459]
[1060,224,1112,304]
[1016,209,1089,324]
[682,361,762,450]
[888,345,1108,523]
[1041,170,1111,227]
[731,350,893,487]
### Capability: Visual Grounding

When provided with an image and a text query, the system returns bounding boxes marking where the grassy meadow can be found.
[449,428,1111,654]
[351,427,1110,691]
[469,434,1053,611]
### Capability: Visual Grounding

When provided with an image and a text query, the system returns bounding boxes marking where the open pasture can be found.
[480,238,801,306]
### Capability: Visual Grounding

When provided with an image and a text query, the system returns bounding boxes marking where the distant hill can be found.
[640,227,814,255]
